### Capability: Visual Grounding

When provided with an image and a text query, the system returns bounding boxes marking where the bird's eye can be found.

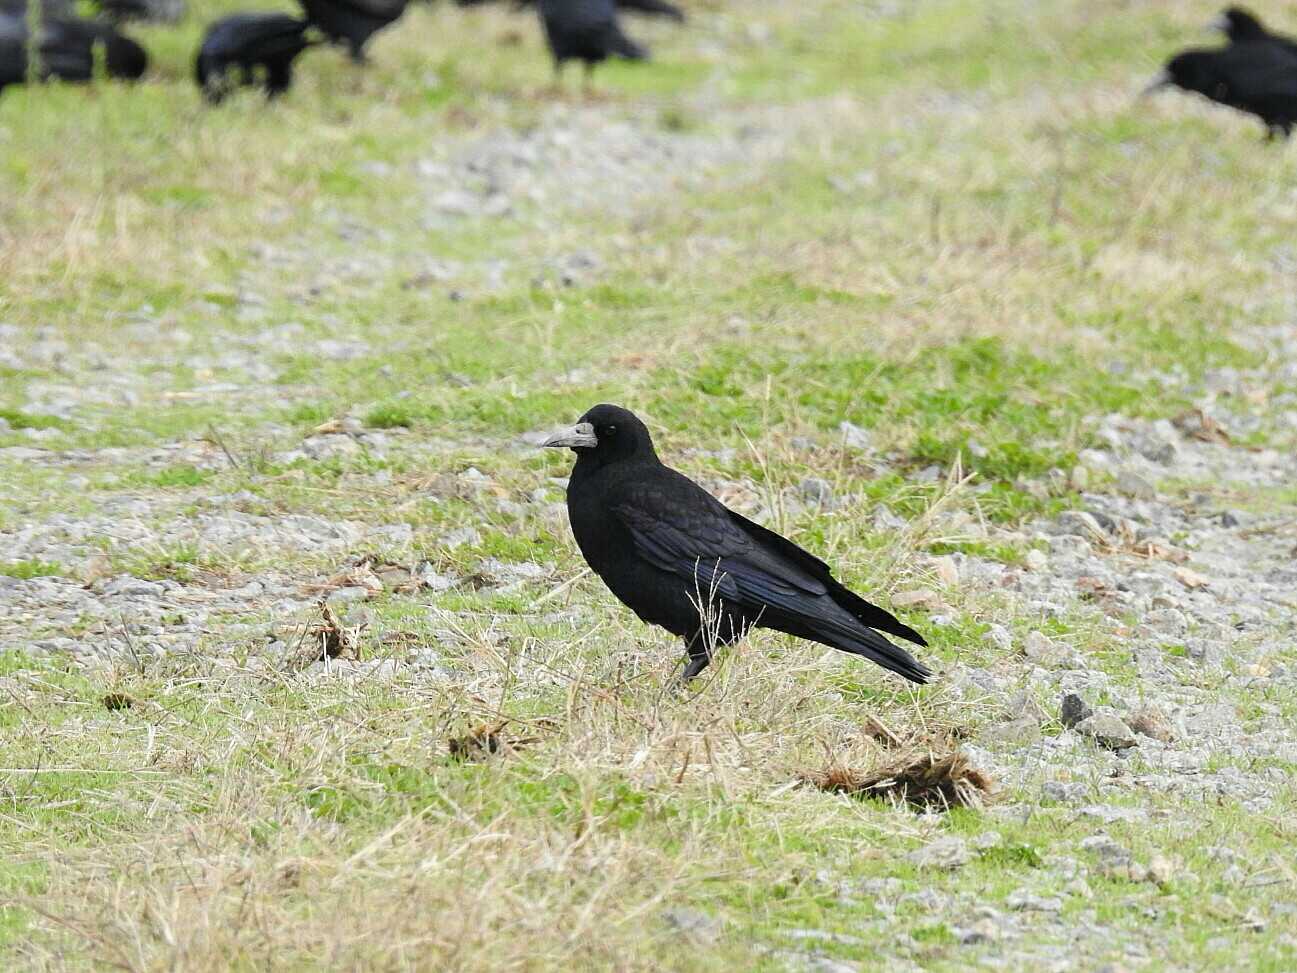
[606,425,618,436]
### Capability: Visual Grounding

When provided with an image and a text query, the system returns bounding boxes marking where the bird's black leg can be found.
[266,61,292,99]
[582,61,595,99]
[680,635,711,681]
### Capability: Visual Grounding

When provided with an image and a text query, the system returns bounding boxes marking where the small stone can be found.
[1006,890,1062,912]
[1127,706,1175,743]
[1219,510,1241,528]
[954,918,1001,944]
[415,563,456,592]
[891,588,942,612]
[302,434,361,459]
[838,421,871,450]
[661,908,721,945]
[932,555,959,587]
[327,586,371,605]
[433,189,480,216]
[1060,693,1093,729]
[799,477,836,508]
[807,960,860,973]
[1147,855,1175,885]
[1023,549,1048,571]
[442,527,481,549]
[1075,713,1138,750]
[1221,864,1246,886]
[1116,471,1156,500]
[982,718,1040,745]
[103,576,166,598]
[1145,608,1188,637]
[1023,630,1070,667]
[1043,780,1087,803]
[1078,805,1147,824]
[1173,566,1211,590]
[872,506,906,532]
[1054,510,1108,541]
[907,836,970,870]
[985,624,1013,652]
[1064,878,1093,899]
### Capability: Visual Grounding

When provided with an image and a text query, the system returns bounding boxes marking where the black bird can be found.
[1146,40,1297,139]
[196,14,317,104]
[297,0,405,62]
[0,20,21,92]
[1214,6,1297,56]
[535,0,651,91]
[0,14,146,92]
[457,0,683,22]
[543,405,931,683]
[88,0,184,25]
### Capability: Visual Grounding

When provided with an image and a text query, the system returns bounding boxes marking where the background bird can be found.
[1146,40,1297,139]
[457,0,684,22]
[536,0,652,93]
[196,14,317,104]
[297,0,406,62]
[1214,6,1297,56]
[543,405,931,684]
[0,13,147,92]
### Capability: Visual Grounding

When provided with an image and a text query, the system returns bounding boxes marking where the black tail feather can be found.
[826,624,931,684]
[608,24,646,60]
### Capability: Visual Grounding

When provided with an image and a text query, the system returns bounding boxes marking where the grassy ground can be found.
[2,0,1297,969]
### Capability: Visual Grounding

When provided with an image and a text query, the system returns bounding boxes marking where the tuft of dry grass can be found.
[805,743,997,811]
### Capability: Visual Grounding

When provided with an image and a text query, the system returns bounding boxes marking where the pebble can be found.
[798,477,836,509]
[1116,471,1157,499]
[1074,713,1139,751]
[1127,706,1176,743]
[985,624,1013,651]
[1023,630,1072,668]
[838,421,871,450]
[1006,890,1063,913]
[102,577,166,598]
[906,836,970,870]
[661,908,721,945]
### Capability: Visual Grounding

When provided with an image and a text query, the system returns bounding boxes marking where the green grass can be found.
[0,560,64,579]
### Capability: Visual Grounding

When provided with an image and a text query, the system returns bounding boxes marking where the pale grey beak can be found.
[1209,14,1230,33]
[541,421,598,450]
[1141,70,1171,97]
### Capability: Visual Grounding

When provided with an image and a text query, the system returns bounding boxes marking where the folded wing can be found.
[611,474,930,683]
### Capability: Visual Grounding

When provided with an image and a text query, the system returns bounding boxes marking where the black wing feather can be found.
[609,473,929,682]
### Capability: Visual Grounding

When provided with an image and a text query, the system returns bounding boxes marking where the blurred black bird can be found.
[1146,39,1297,138]
[1214,6,1297,56]
[1146,6,1297,139]
[543,405,931,683]
[457,0,683,22]
[196,14,317,104]
[88,0,185,25]
[535,0,655,92]
[0,13,146,92]
[297,0,405,62]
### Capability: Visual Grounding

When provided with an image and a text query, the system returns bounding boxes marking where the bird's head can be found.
[1152,50,1225,97]
[1143,49,1224,98]
[1213,7,1265,41]
[541,404,656,465]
